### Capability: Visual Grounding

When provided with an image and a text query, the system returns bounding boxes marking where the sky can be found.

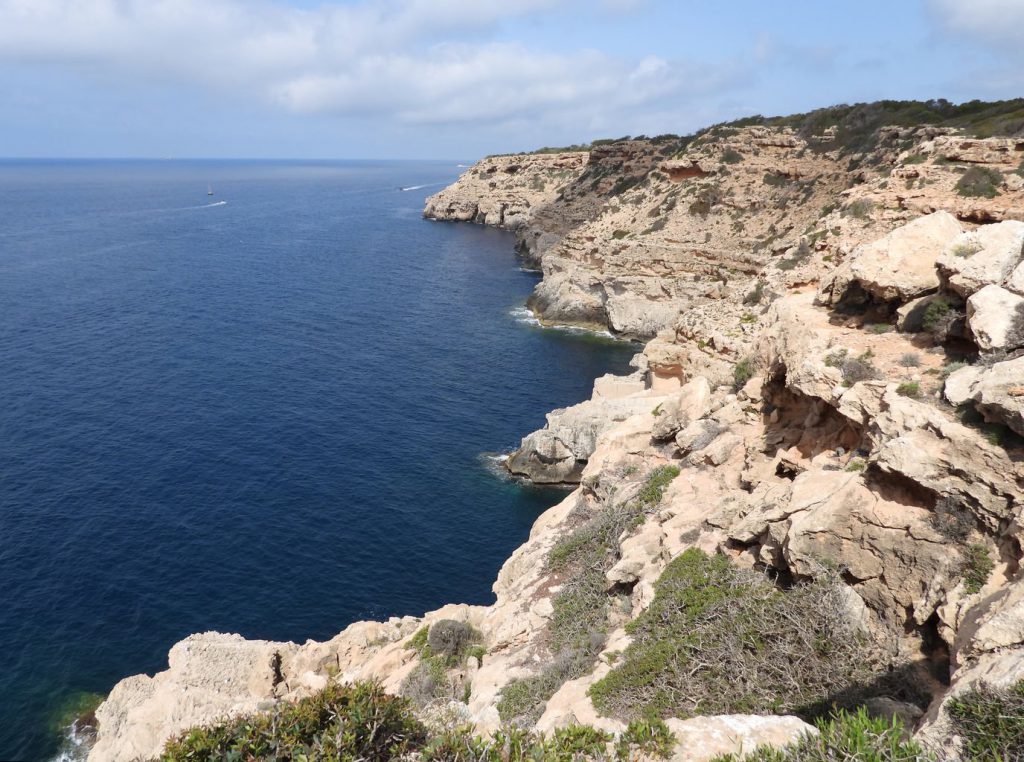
[0,0,1022,159]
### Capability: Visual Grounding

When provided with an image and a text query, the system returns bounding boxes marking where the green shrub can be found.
[618,719,675,759]
[921,299,952,335]
[161,682,427,761]
[941,360,968,378]
[408,625,429,655]
[825,349,880,386]
[845,459,866,472]
[733,357,756,390]
[896,382,921,398]
[165,682,676,762]
[898,352,921,368]
[612,229,630,240]
[609,175,640,196]
[710,708,931,761]
[427,619,478,666]
[866,323,892,334]
[588,549,873,721]
[956,166,1003,198]
[903,153,927,165]
[721,148,744,164]
[501,465,682,724]
[636,465,681,508]
[763,171,791,187]
[401,653,451,707]
[963,543,994,594]
[1017,159,1024,178]
[947,680,1024,761]
[844,199,875,220]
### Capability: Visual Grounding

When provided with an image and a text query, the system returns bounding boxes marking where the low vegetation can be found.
[588,549,873,721]
[896,381,921,398]
[721,147,744,164]
[825,348,880,386]
[844,198,875,220]
[947,680,1024,761]
[956,166,1004,198]
[163,681,676,762]
[733,357,756,390]
[402,620,482,707]
[710,709,931,762]
[498,466,681,725]
[162,682,427,761]
[962,543,995,594]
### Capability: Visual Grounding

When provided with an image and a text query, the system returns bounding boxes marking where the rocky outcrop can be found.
[946,356,1024,437]
[506,391,662,484]
[820,211,963,307]
[91,122,1024,762]
[937,221,1024,297]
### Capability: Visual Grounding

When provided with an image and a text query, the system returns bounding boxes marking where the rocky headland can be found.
[89,100,1024,761]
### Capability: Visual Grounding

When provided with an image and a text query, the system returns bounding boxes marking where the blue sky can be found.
[0,0,1021,159]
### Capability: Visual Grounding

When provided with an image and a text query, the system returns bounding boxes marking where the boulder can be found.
[943,364,985,407]
[938,221,1024,297]
[90,633,300,762]
[972,356,1024,437]
[828,212,963,305]
[664,715,815,761]
[651,377,713,440]
[966,284,1024,353]
[507,395,662,483]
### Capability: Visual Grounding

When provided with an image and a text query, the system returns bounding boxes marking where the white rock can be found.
[966,284,1024,352]
[938,221,1024,297]
[665,715,815,761]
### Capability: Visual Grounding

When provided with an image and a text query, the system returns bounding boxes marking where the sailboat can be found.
[207,184,214,196]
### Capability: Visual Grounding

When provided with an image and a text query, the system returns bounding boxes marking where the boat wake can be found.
[399,182,444,192]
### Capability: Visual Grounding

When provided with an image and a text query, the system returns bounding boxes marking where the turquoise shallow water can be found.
[0,159,636,760]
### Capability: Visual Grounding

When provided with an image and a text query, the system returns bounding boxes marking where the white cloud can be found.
[0,0,740,129]
[928,0,1024,48]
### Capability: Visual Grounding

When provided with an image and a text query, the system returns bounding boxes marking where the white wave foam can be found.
[508,306,624,340]
[50,721,93,762]
[399,182,444,192]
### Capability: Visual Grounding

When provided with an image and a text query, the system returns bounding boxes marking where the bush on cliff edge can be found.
[589,549,874,722]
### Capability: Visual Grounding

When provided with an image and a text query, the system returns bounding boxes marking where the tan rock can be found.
[937,221,1024,297]
[651,377,712,441]
[664,715,815,761]
[966,284,1024,352]
[845,211,963,303]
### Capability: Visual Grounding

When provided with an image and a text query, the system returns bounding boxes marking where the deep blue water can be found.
[0,160,636,761]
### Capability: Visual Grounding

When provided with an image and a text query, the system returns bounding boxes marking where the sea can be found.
[0,159,637,761]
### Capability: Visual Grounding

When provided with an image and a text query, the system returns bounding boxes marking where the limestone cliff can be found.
[89,103,1024,762]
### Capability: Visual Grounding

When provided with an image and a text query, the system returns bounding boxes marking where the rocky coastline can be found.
[88,105,1024,761]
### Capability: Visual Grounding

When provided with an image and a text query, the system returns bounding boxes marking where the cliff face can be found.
[90,118,1024,762]
[426,127,1024,341]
